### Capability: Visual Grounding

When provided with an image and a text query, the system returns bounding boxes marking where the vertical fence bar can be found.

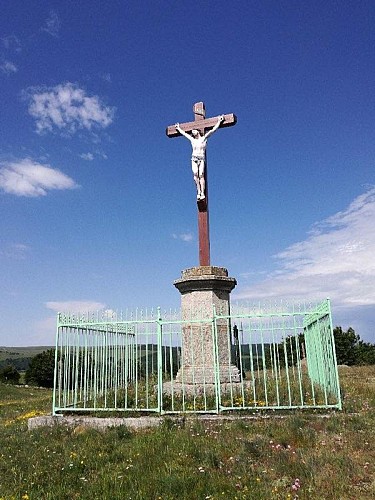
[212,305,220,413]
[327,299,342,409]
[157,307,163,413]
[282,333,292,406]
[52,315,61,415]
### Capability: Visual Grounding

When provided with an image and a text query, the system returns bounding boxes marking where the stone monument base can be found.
[174,365,241,385]
[173,266,242,392]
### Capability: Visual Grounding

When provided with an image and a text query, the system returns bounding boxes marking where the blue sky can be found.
[1,0,374,346]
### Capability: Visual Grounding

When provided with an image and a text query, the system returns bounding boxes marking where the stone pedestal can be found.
[172,266,241,391]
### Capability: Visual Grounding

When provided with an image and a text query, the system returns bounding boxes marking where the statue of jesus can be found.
[175,115,224,200]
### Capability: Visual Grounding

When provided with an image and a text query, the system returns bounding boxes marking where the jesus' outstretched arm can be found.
[203,115,224,140]
[175,123,193,141]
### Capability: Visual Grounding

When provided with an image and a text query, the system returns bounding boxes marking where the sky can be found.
[0,0,374,346]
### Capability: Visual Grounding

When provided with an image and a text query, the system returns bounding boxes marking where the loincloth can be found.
[192,156,204,162]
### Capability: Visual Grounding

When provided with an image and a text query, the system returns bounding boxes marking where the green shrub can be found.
[334,327,375,365]
[0,365,20,384]
[25,349,55,387]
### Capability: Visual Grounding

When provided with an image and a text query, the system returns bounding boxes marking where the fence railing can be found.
[53,299,342,415]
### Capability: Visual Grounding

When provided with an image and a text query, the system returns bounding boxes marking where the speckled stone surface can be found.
[173,266,241,386]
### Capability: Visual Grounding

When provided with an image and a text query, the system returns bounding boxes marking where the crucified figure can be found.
[175,115,224,200]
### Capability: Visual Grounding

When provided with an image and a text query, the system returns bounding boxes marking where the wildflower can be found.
[291,478,301,492]
[21,495,29,500]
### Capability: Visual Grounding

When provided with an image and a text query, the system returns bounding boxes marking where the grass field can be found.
[0,365,374,499]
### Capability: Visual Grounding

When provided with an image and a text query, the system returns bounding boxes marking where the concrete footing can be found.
[28,412,337,431]
[28,415,164,431]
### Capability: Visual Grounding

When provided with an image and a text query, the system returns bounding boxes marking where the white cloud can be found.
[172,232,194,242]
[0,60,17,75]
[41,10,61,37]
[25,82,115,135]
[46,301,107,313]
[0,158,79,197]
[235,187,375,309]
[2,35,21,52]
[80,152,94,161]
[97,151,108,160]
[103,309,118,319]
[32,301,108,345]
[33,316,57,345]
[239,270,267,279]
[0,243,30,259]
[102,73,111,83]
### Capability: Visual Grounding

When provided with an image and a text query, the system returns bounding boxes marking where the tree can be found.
[25,349,55,387]
[0,365,20,384]
[333,326,375,365]
[354,340,375,365]
[265,333,305,369]
[333,327,361,365]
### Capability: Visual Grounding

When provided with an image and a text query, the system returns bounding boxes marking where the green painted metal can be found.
[53,299,341,415]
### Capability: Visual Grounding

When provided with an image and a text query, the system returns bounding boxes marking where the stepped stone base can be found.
[162,378,251,397]
[174,365,241,385]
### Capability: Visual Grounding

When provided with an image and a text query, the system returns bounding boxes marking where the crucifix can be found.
[166,102,237,266]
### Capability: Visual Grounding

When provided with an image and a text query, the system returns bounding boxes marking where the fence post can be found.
[327,298,342,410]
[157,307,163,413]
[52,313,61,416]
[212,305,221,413]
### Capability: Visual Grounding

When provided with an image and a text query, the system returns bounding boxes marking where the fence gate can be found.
[53,300,341,415]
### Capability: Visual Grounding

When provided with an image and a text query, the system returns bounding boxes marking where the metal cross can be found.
[166,102,237,266]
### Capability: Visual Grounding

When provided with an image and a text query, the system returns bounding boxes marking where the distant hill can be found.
[0,343,271,373]
[0,346,53,371]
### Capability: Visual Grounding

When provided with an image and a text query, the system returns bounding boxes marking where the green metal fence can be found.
[53,299,341,415]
